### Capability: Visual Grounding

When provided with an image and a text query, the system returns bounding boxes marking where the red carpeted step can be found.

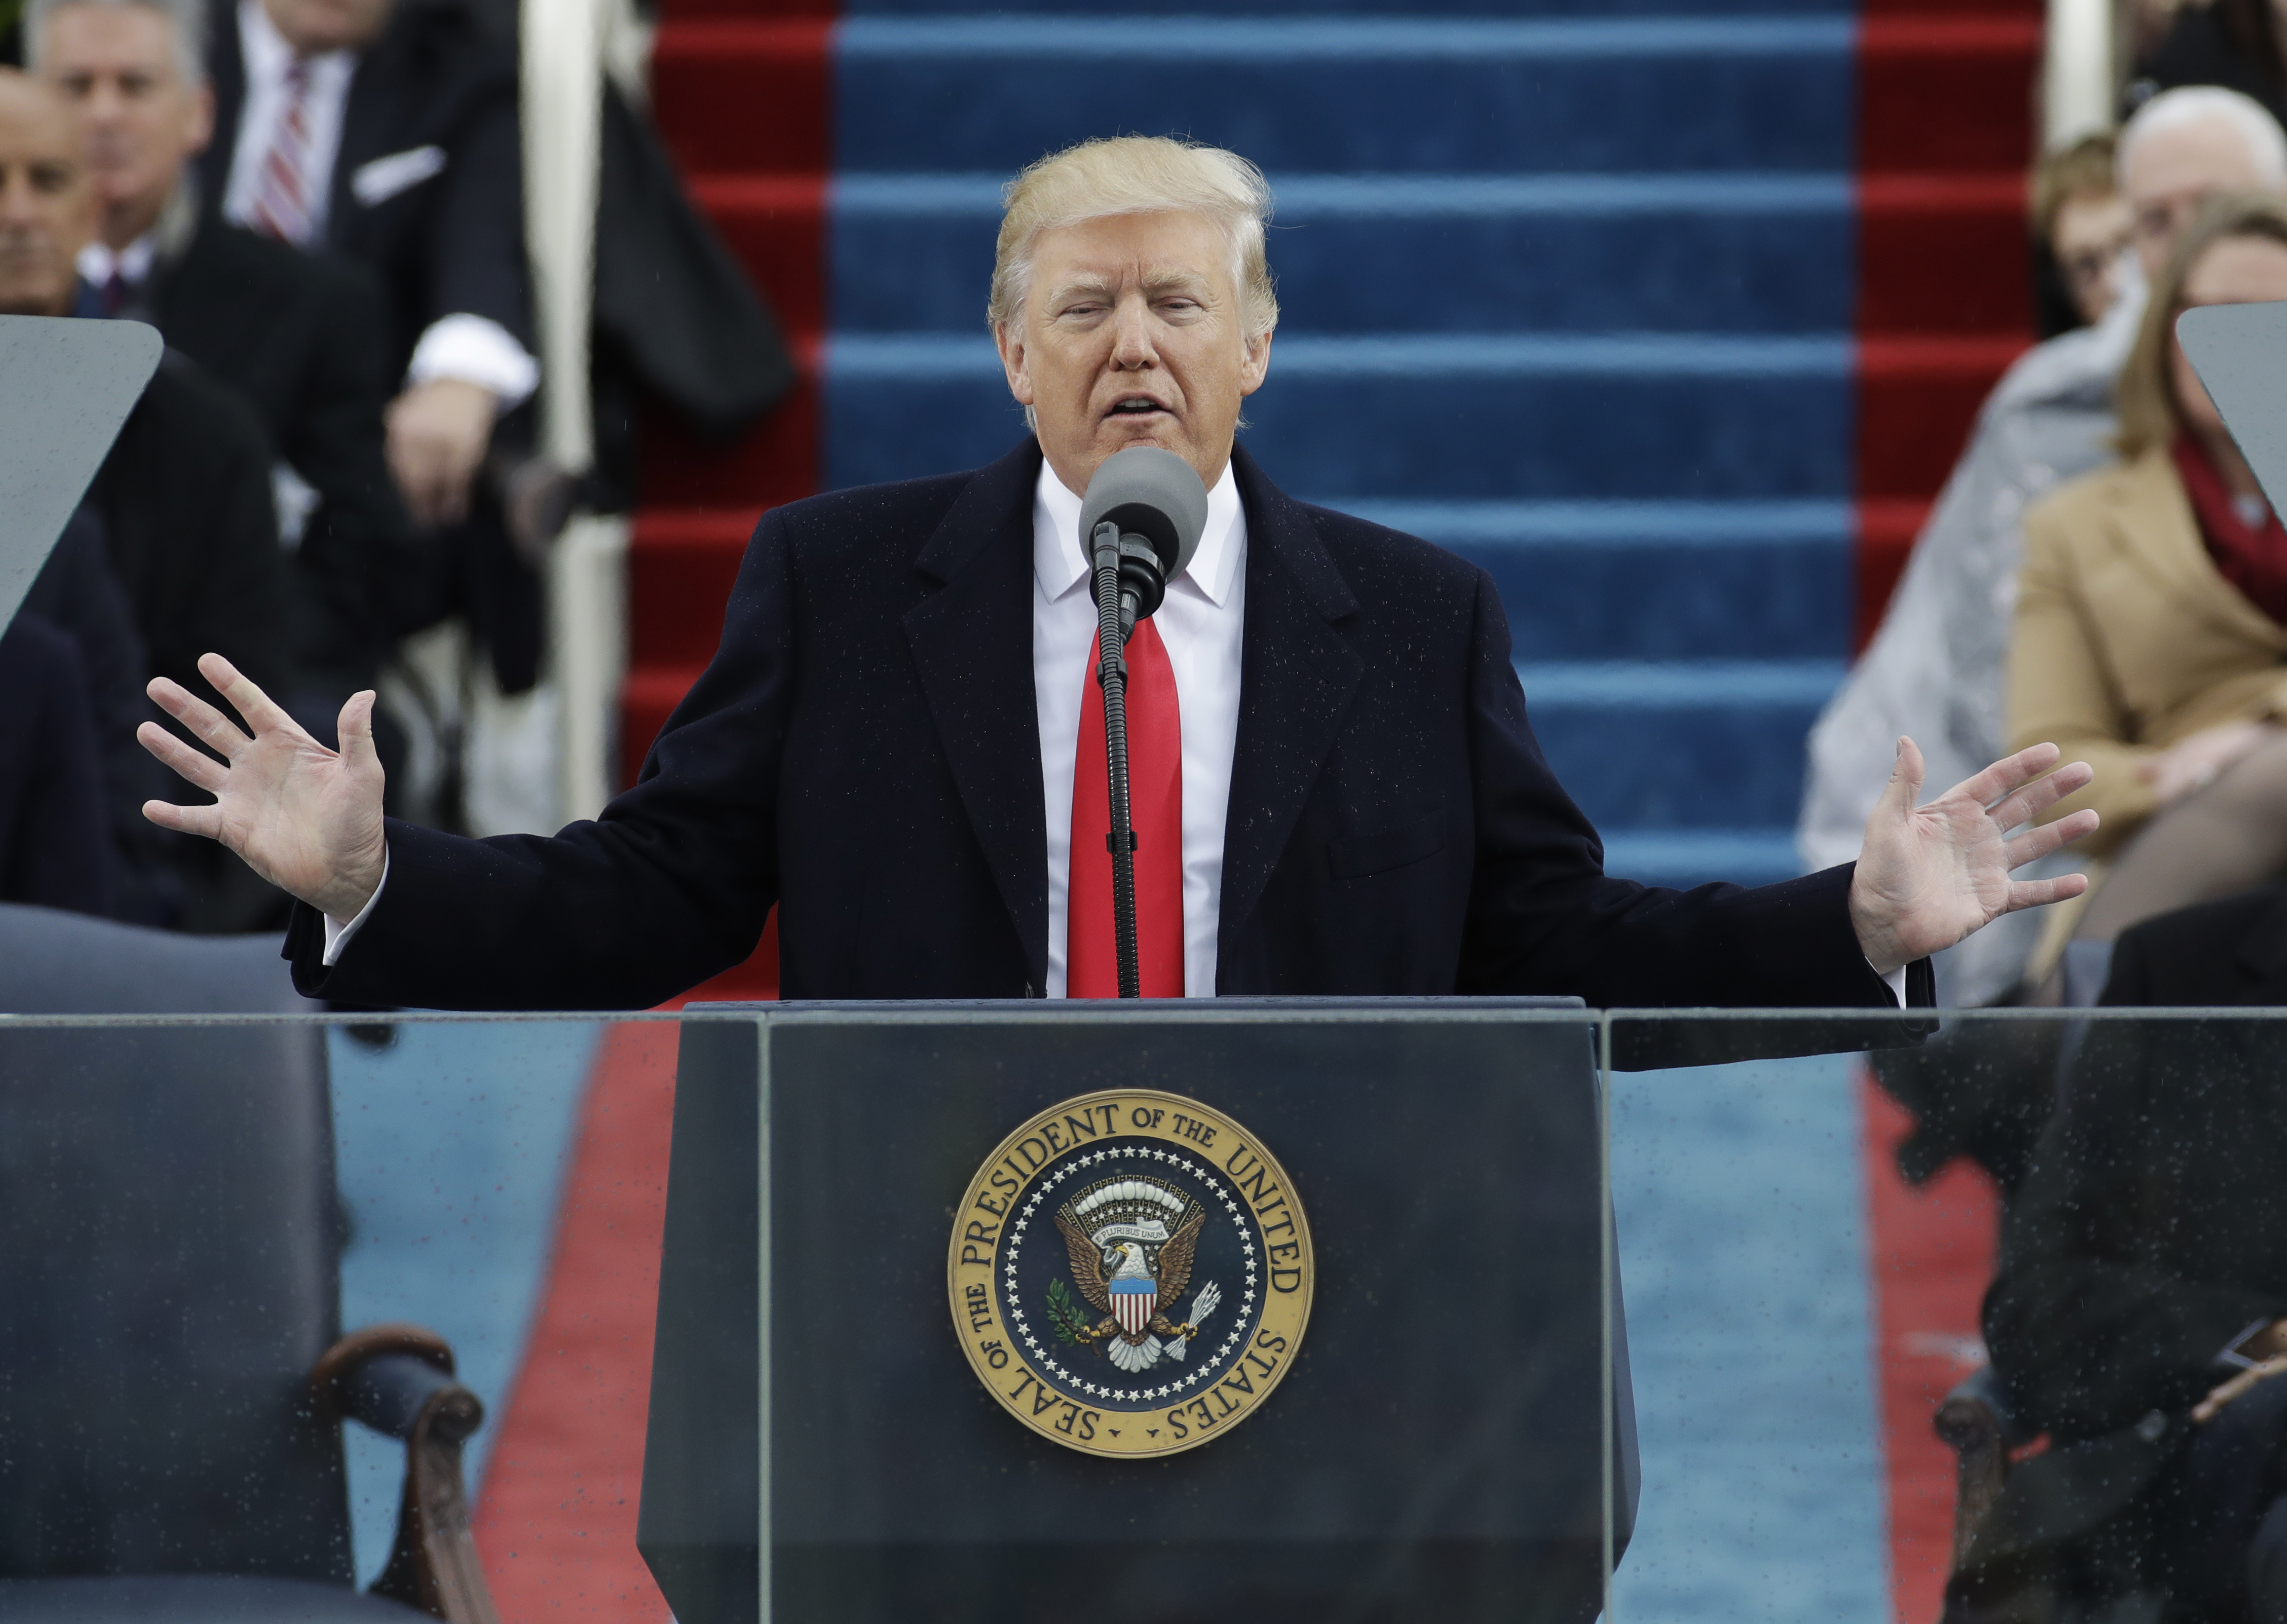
[635,358,818,512]
[629,509,758,672]
[1858,333,2032,502]
[1861,17,2042,175]
[651,21,833,175]
[1854,497,1933,652]
[1860,174,2031,336]
[687,174,827,337]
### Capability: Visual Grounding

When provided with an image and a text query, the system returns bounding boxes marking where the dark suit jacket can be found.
[21,511,176,923]
[87,349,287,706]
[199,0,531,383]
[2141,4,2287,129]
[1959,888,2287,1582]
[0,613,118,918]
[289,439,1927,1012]
[148,214,413,677]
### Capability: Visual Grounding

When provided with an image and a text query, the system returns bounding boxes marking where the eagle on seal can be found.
[1055,1177,1221,1374]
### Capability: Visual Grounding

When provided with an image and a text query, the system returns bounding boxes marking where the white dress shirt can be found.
[224,0,539,407]
[1036,459,1246,999]
[76,235,157,290]
[223,0,354,245]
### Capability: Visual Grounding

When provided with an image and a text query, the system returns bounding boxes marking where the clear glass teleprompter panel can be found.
[0,1012,651,1620]
[1597,1009,2287,1624]
[642,999,1616,1624]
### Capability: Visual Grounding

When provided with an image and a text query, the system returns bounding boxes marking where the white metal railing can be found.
[522,0,628,826]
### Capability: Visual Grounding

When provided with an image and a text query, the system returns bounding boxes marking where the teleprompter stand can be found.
[637,1000,1639,1624]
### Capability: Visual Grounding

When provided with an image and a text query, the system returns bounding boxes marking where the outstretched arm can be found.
[136,507,790,1010]
[139,652,388,920]
[1848,736,2097,976]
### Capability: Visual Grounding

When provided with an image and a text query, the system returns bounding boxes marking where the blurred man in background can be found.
[196,0,545,698]
[0,65,286,927]
[27,0,416,769]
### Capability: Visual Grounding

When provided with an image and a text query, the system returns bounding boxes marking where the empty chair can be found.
[0,903,500,1622]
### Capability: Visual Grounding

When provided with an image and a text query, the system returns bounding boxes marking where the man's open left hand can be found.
[1848,738,2099,977]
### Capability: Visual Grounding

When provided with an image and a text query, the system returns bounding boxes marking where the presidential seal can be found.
[947,1089,1313,1458]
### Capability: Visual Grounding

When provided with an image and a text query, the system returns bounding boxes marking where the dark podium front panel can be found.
[640,1003,1634,1624]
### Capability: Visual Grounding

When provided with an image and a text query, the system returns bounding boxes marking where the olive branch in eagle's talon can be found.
[1045,1277,1108,1346]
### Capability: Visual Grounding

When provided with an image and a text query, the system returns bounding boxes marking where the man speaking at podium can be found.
[137,137,2097,1011]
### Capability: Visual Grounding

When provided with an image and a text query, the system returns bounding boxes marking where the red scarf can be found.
[2173,433,2287,625]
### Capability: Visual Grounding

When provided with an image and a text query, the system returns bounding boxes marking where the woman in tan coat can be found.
[2012,192,2287,992]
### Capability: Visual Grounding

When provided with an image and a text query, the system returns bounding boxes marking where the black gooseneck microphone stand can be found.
[1090,518,1145,998]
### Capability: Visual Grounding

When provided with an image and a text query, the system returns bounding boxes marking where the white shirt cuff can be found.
[321,849,389,967]
[1878,961,1908,1007]
[405,314,539,407]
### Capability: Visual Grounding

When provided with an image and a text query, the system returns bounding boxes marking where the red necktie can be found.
[1068,619,1184,997]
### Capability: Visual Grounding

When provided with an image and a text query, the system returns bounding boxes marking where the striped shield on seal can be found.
[1111,1278,1156,1336]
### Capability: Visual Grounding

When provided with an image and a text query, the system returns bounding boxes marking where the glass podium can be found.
[643,1000,1626,1624]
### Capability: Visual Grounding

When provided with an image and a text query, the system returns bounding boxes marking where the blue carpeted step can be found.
[1600,829,1807,890]
[1515,659,1841,831]
[1338,500,1851,662]
[823,332,1850,498]
[831,174,1853,336]
[834,17,1853,177]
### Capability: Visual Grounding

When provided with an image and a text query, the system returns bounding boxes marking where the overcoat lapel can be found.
[1217,447,1362,969]
[903,441,1051,986]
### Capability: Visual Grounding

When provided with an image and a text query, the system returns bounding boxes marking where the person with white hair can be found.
[130,135,2095,1015]
[1799,83,2287,1009]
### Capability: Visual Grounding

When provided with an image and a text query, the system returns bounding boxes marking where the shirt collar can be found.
[1032,453,1245,608]
[77,234,157,288]
[240,0,358,85]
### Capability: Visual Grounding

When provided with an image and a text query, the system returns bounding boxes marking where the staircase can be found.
[635,0,2040,1000]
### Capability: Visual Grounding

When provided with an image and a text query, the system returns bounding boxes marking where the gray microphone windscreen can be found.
[1077,446,1210,580]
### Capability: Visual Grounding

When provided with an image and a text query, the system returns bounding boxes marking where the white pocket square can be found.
[350,145,447,207]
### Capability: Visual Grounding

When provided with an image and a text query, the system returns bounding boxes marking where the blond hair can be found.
[986,136,1280,341]
[2030,133,2116,246]
[2116,192,2287,458]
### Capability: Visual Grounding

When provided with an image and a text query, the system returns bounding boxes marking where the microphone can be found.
[1078,447,1209,644]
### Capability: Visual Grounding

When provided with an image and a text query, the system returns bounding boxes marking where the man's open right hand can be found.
[138,653,389,922]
